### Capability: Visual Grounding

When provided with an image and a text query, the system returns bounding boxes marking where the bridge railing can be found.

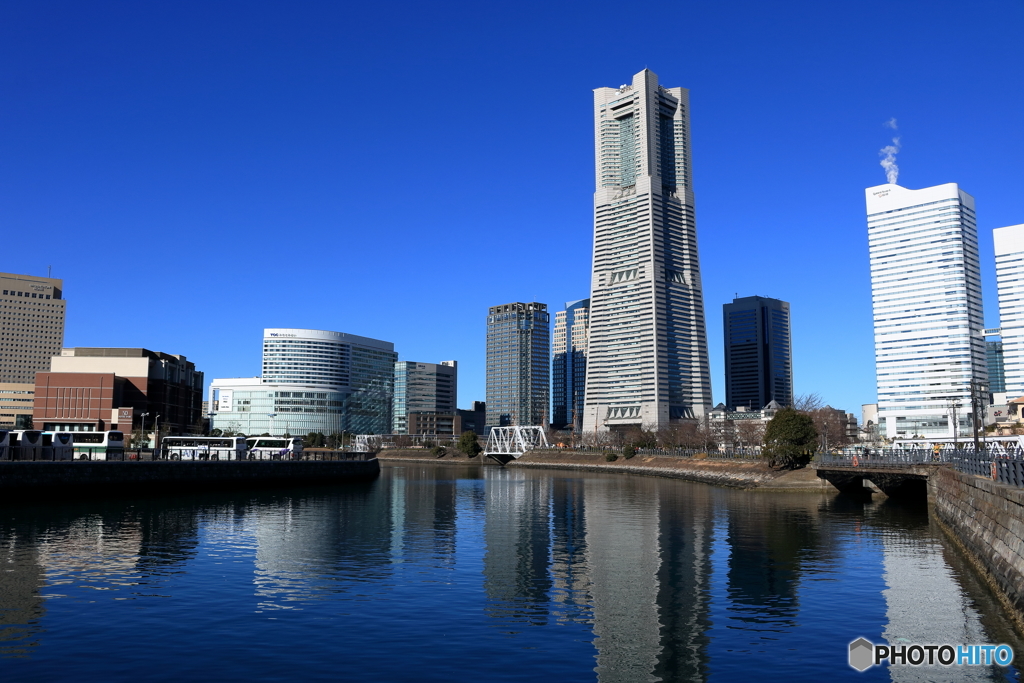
[818,449,1024,488]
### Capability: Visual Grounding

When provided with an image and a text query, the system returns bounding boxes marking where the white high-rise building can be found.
[994,225,1024,400]
[583,69,712,433]
[866,183,986,439]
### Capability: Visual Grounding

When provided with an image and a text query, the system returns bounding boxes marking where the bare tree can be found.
[793,393,824,412]
[734,420,765,449]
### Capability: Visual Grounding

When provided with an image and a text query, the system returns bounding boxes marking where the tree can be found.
[761,407,818,469]
[305,432,326,448]
[210,428,223,437]
[734,420,765,450]
[457,431,482,458]
[792,393,824,412]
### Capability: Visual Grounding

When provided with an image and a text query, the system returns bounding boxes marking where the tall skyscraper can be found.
[392,360,457,434]
[0,272,66,384]
[723,296,793,409]
[485,302,550,430]
[994,224,1024,398]
[867,183,986,438]
[552,299,590,431]
[583,69,711,432]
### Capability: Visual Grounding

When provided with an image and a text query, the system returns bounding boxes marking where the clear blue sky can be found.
[2,0,1021,417]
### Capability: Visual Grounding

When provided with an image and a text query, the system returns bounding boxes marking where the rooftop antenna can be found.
[48,265,52,277]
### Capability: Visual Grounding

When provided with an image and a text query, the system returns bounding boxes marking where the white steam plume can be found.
[879,118,900,184]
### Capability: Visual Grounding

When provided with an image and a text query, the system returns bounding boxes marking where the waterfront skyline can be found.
[1,0,1021,413]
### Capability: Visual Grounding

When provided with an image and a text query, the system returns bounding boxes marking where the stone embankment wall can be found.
[509,451,827,490]
[930,467,1024,633]
[0,459,380,499]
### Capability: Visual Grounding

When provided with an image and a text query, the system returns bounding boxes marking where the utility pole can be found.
[947,398,962,449]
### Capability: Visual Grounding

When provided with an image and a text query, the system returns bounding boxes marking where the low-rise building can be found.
[33,348,203,434]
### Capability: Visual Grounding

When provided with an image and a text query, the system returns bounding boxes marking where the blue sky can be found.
[2,0,1021,417]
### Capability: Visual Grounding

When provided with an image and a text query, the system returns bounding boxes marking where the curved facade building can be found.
[210,328,397,436]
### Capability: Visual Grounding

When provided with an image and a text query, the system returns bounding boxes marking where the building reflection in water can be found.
[252,484,393,610]
[483,468,553,625]
[870,501,995,683]
[480,470,717,682]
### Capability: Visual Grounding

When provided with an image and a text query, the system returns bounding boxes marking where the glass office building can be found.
[986,341,1006,395]
[211,328,397,436]
[552,299,590,431]
[392,360,457,434]
[485,302,550,430]
[723,296,792,409]
[867,183,986,439]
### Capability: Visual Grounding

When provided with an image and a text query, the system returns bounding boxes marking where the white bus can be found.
[10,430,44,460]
[42,432,74,461]
[70,431,126,460]
[0,430,9,460]
[246,436,304,460]
[161,436,248,461]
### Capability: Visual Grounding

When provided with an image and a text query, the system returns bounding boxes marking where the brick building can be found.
[34,348,203,434]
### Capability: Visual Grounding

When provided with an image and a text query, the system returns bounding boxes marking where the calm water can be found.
[1,464,1021,682]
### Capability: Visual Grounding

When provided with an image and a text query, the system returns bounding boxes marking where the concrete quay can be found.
[0,458,380,500]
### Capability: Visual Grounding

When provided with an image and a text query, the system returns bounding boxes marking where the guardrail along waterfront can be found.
[819,448,1024,488]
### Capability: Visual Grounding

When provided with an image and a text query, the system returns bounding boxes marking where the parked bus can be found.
[42,432,74,461]
[0,430,9,460]
[70,431,126,460]
[10,430,44,460]
[161,436,248,461]
[246,436,303,460]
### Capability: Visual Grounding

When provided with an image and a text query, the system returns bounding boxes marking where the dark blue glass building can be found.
[723,296,792,409]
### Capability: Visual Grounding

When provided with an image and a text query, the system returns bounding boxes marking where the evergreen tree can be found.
[762,407,818,469]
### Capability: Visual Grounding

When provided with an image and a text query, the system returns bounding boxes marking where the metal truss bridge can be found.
[483,426,549,464]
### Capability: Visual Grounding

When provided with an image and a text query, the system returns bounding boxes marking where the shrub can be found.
[605,453,618,462]
[622,446,636,459]
[430,445,447,458]
[457,431,483,458]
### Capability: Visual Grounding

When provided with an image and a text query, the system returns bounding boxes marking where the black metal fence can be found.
[0,447,374,462]
[818,449,1024,488]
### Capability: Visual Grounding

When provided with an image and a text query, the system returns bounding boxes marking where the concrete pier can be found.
[0,459,380,499]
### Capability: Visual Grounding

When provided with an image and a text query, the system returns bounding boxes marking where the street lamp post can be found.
[139,412,149,448]
[267,413,277,437]
[154,414,161,453]
[946,398,962,449]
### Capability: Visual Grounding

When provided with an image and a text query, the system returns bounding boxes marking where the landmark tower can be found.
[582,69,712,433]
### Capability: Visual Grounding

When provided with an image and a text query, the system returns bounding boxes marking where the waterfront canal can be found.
[1,464,1021,682]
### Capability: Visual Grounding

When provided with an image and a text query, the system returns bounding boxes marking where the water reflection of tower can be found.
[874,505,992,683]
[391,466,458,565]
[0,532,45,657]
[549,476,591,623]
[584,476,663,683]
[482,468,552,625]
[650,482,715,682]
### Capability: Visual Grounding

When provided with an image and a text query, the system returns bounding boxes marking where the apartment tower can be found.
[485,302,550,430]
[583,69,712,433]
[552,299,590,431]
[994,225,1024,399]
[867,183,986,438]
[723,296,793,409]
